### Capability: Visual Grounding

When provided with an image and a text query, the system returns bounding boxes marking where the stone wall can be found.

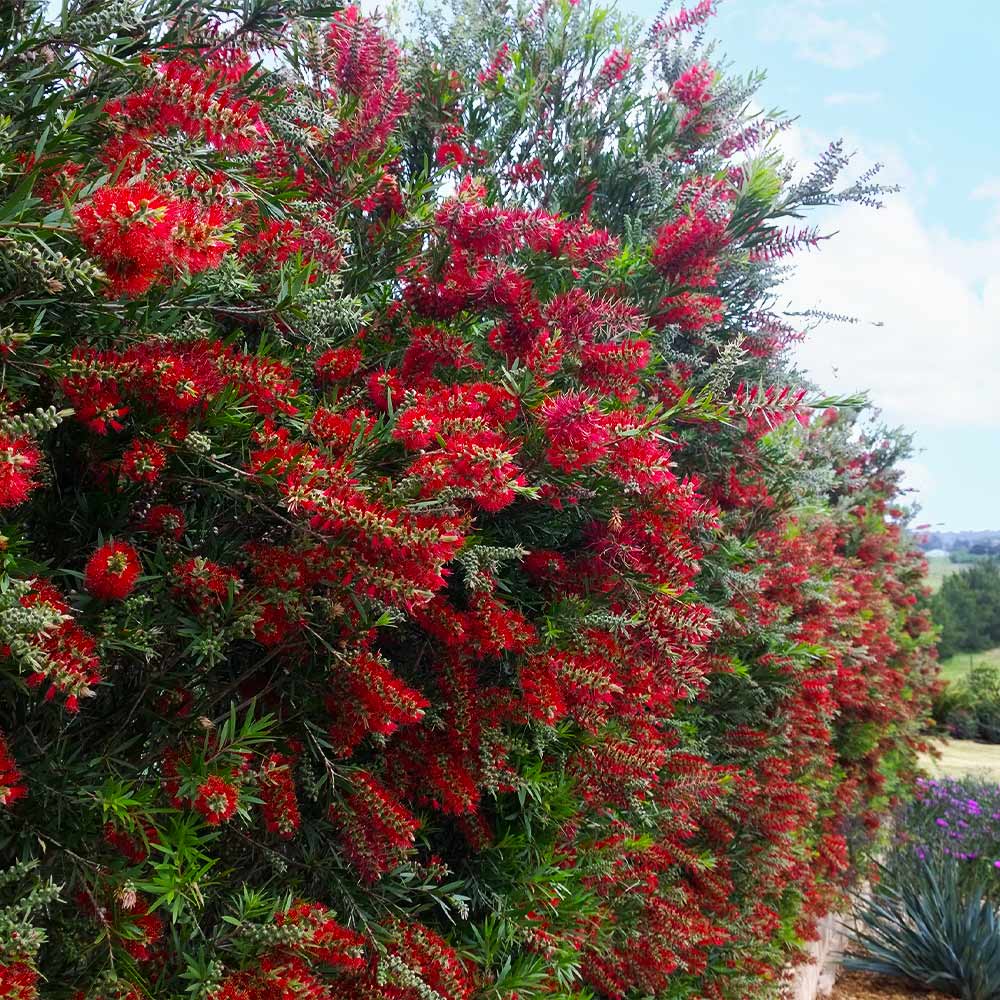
[786,912,848,1000]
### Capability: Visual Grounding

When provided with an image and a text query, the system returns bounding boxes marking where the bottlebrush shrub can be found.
[0,0,936,998]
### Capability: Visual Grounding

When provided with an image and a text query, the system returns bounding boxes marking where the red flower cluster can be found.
[0,962,38,1000]
[104,58,262,155]
[330,770,421,883]
[596,48,632,90]
[653,0,718,40]
[120,439,167,483]
[672,60,716,131]
[75,181,229,296]
[651,178,731,287]
[259,753,301,839]
[17,582,101,711]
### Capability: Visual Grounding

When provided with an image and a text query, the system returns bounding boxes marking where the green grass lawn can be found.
[938,647,1000,685]
[925,553,961,592]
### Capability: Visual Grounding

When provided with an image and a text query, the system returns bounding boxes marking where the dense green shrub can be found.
[934,664,1000,743]
[0,0,935,997]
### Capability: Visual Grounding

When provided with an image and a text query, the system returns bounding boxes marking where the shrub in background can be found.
[0,1,936,998]
[934,664,1000,743]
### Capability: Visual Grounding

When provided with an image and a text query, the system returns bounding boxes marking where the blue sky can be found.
[623,0,1000,531]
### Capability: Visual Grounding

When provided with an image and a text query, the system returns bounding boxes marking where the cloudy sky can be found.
[627,0,1000,531]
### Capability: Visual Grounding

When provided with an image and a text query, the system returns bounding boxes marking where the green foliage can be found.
[932,561,1000,660]
[935,661,1000,744]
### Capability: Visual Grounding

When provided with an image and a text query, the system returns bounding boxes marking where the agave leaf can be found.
[846,858,1000,1000]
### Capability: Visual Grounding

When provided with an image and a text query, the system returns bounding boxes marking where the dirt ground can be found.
[830,970,952,1000]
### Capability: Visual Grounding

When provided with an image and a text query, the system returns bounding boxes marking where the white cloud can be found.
[784,194,1000,429]
[761,2,887,70]
[824,91,882,107]
[769,127,1000,430]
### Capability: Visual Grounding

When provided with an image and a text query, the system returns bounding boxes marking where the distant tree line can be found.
[933,560,1000,659]
[921,530,1000,555]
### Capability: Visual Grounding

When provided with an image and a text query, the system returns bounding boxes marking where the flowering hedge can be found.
[0,1,937,998]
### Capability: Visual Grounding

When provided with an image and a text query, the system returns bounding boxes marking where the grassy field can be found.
[937,646,1000,685]
[924,553,960,593]
[922,738,1000,779]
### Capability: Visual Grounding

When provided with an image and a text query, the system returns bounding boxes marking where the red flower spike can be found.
[0,731,26,807]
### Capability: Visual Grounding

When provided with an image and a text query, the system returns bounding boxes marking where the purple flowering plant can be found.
[898,776,1000,884]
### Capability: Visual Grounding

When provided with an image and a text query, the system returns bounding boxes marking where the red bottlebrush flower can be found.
[655,291,724,332]
[105,58,263,155]
[540,392,611,472]
[508,156,544,185]
[522,548,568,584]
[0,961,39,999]
[120,898,165,962]
[393,382,518,450]
[672,60,716,130]
[477,43,511,85]
[367,367,404,410]
[259,753,301,839]
[401,325,482,380]
[653,0,718,41]
[596,48,632,89]
[62,374,129,434]
[407,430,525,512]
[321,7,411,171]
[325,650,429,756]
[435,141,466,168]
[0,731,26,807]
[0,434,41,508]
[579,340,651,399]
[194,774,240,825]
[20,582,101,712]
[172,556,241,609]
[120,439,167,483]
[139,503,186,539]
[210,955,330,1000]
[252,602,302,647]
[386,919,475,1000]
[172,199,230,273]
[331,770,420,883]
[103,821,158,864]
[315,345,363,382]
[84,542,141,601]
[274,901,366,970]
[651,202,729,288]
[75,181,181,296]
[309,407,361,452]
